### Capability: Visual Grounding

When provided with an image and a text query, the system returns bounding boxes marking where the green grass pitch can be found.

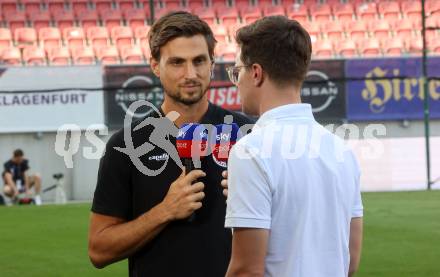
[0,190,439,277]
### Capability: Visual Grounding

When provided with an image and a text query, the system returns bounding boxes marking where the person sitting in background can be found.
[2,149,42,205]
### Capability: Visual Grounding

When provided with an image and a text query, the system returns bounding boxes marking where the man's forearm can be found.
[89,203,173,268]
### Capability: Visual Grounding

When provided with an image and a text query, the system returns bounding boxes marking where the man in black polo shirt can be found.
[88,12,254,276]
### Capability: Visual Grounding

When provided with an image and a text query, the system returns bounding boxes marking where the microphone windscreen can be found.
[211,123,241,167]
[176,123,208,159]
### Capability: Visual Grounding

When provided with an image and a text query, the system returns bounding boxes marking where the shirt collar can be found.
[256,103,315,127]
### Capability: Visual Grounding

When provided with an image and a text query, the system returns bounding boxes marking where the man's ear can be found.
[150,58,160,77]
[251,64,264,87]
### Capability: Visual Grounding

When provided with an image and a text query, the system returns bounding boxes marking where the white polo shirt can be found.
[225,103,363,277]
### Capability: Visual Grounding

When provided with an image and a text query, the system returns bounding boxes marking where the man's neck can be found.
[161,95,209,128]
[259,84,301,115]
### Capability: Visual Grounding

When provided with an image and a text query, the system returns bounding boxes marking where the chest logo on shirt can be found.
[148,153,169,162]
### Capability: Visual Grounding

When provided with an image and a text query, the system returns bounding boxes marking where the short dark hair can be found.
[13,149,24,157]
[148,11,217,62]
[236,16,312,87]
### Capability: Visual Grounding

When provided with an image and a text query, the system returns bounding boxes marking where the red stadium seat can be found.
[124,8,148,30]
[48,46,71,65]
[101,9,123,32]
[4,11,27,34]
[395,19,414,41]
[408,38,423,55]
[134,25,151,46]
[356,2,378,21]
[52,10,76,32]
[0,0,18,14]
[47,0,66,14]
[71,46,96,65]
[28,10,52,32]
[361,38,382,57]
[228,23,246,40]
[216,42,236,61]
[115,0,137,10]
[378,1,401,21]
[346,19,368,40]
[23,46,47,65]
[111,26,134,49]
[212,24,228,43]
[217,6,240,27]
[72,0,90,14]
[1,47,22,65]
[194,7,217,26]
[87,26,110,51]
[286,3,309,24]
[77,9,100,32]
[309,2,332,23]
[427,0,440,15]
[333,2,354,22]
[64,27,86,49]
[264,5,286,17]
[39,27,62,53]
[187,0,205,11]
[120,45,144,64]
[336,39,357,58]
[401,1,422,21]
[91,0,113,13]
[141,43,151,60]
[0,28,12,51]
[322,21,344,41]
[383,37,405,56]
[240,5,262,24]
[22,0,42,14]
[302,21,321,41]
[96,45,120,64]
[429,37,440,54]
[15,28,38,49]
[313,39,333,58]
[371,20,391,40]
[163,0,182,9]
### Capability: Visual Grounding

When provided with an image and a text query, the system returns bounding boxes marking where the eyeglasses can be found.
[226,65,247,85]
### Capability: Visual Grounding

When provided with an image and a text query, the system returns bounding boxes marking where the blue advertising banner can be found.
[346,57,440,121]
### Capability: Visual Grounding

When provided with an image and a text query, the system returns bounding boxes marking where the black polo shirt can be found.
[3,159,29,184]
[92,102,255,277]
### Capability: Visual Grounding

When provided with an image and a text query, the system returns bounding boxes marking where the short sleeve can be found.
[225,143,272,229]
[4,162,11,173]
[351,159,363,218]
[22,160,29,171]
[91,130,132,219]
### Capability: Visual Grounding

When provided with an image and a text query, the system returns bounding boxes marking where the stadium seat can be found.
[3,11,27,34]
[408,38,423,55]
[395,19,414,39]
[64,27,86,49]
[378,1,401,21]
[383,37,405,56]
[0,0,18,14]
[48,46,71,65]
[215,42,236,61]
[52,10,76,32]
[302,21,321,41]
[427,0,440,15]
[15,28,38,49]
[39,27,62,53]
[0,28,12,51]
[87,26,110,51]
[91,0,113,13]
[347,19,368,40]
[1,47,22,65]
[228,23,245,40]
[187,0,205,10]
[323,21,344,41]
[28,10,52,32]
[111,26,134,49]
[124,8,148,30]
[264,5,286,17]
[115,0,137,10]
[141,43,151,61]
[71,46,96,65]
[360,38,382,57]
[286,3,309,24]
[101,9,123,32]
[217,6,240,27]
[120,45,144,64]
[240,5,262,24]
[371,20,391,40]
[47,0,66,14]
[309,2,332,23]
[72,0,90,14]
[212,24,228,43]
[429,37,440,54]
[194,7,217,25]
[22,0,42,14]
[77,9,100,32]
[336,39,357,58]
[401,1,422,21]
[313,39,333,58]
[356,2,378,21]
[96,45,120,64]
[163,0,182,9]
[134,25,151,46]
[23,46,47,65]
[333,2,354,22]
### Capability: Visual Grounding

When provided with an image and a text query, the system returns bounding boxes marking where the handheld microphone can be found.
[211,123,241,168]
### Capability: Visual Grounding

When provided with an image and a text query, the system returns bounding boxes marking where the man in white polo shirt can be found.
[224,16,363,277]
